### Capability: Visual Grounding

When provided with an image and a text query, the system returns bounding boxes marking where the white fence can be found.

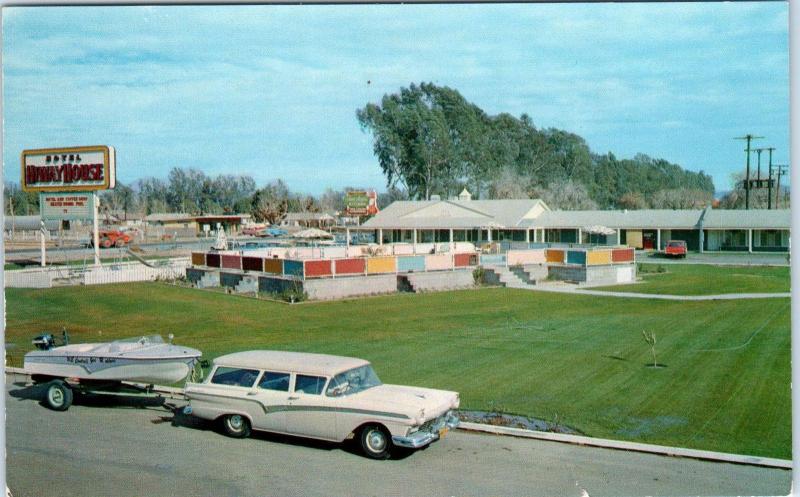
[4,258,190,288]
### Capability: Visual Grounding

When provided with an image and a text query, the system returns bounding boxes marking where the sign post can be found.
[40,221,47,267]
[22,146,115,268]
[93,193,100,265]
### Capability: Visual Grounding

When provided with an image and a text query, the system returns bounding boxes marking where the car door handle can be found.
[246,391,258,396]
[288,396,299,400]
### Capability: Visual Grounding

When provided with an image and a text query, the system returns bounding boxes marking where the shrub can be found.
[279,282,308,303]
[473,266,486,286]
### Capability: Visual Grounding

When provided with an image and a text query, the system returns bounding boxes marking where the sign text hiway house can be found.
[21,145,116,192]
[21,145,117,266]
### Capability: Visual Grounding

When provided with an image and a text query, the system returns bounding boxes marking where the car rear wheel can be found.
[360,425,391,459]
[221,414,251,438]
[44,380,73,411]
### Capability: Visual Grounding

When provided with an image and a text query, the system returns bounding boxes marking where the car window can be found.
[210,367,260,387]
[294,374,326,395]
[258,371,290,392]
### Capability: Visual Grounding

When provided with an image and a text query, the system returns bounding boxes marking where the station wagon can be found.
[183,351,460,459]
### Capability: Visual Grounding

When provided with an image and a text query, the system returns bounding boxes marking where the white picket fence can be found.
[4,258,190,288]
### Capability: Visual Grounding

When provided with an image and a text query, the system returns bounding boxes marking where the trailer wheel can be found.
[44,380,73,411]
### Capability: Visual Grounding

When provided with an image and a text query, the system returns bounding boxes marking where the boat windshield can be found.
[326,365,382,397]
[112,335,165,345]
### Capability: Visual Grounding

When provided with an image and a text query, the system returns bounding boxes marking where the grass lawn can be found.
[5,283,790,459]
[592,263,790,295]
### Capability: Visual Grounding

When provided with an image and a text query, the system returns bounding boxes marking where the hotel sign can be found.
[345,190,379,216]
[21,145,116,192]
[40,192,94,221]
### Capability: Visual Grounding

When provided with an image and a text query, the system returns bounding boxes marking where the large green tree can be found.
[358,82,715,207]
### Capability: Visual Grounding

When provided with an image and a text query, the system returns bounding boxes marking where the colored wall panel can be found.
[545,249,564,263]
[425,254,452,271]
[566,250,586,265]
[304,260,332,278]
[191,252,206,266]
[258,276,298,294]
[612,248,635,263]
[335,258,366,275]
[205,253,221,268]
[220,272,243,288]
[283,259,305,278]
[587,250,612,265]
[242,256,264,272]
[626,230,643,249]
[507,250,546,266]
[186,268,205,284]
[221,254,242,270]
[479,254,506,265]
[454,253,479,267]
[397,256,426,272]
[392,244,415,256]
[263,258,283,274]
[367,256,397,274]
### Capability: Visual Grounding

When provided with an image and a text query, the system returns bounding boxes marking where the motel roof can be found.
[361,197,790,231]
[362,199,549,229]
[529,208,791,230]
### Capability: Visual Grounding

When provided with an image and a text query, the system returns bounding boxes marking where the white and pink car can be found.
[184,351,459,459]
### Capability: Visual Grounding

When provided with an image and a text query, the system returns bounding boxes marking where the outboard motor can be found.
[32,333,56,351]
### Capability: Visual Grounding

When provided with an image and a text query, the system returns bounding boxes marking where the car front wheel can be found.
[360,425,391,459]
[221,414,251,438]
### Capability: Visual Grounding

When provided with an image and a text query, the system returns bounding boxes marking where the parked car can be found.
[242,225,267,236]
[89,230,133,248]
[184,351,460,459]
[256,227,288,237]
[664,240,687,258]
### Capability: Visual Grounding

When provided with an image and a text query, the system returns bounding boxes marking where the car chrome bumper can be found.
[392,412,460,449]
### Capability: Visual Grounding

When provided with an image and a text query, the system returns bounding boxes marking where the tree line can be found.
[3,170,408,224]
[357,82,717,209]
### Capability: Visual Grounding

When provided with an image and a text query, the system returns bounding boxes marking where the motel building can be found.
[357,189,790,253]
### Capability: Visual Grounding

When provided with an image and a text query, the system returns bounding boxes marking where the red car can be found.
[664,240,687,258]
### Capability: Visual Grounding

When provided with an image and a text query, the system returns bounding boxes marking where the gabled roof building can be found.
[360,193,789,253]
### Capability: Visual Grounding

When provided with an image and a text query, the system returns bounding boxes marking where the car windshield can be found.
[326,365,382,397]
[668,242,685,247]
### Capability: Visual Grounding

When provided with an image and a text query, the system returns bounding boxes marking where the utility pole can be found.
[765,147,776,209]
[753,147,769,181]
[735,134,764,210]
[774,165,789,209]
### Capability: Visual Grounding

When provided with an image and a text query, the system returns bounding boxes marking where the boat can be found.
[24,333,202,385]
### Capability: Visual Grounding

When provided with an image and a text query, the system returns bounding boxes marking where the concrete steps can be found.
[197,271,220,288]
[485,266,533,289]
[234,275,259,294]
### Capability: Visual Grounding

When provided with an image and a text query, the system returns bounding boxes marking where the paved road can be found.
[6,379,791,497]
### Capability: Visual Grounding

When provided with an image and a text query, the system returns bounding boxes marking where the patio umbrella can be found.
[292,228,334,258]
[583,225,616,245]
[292,228,334,239]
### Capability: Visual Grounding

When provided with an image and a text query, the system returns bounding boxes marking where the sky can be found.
[2,3,789,195]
